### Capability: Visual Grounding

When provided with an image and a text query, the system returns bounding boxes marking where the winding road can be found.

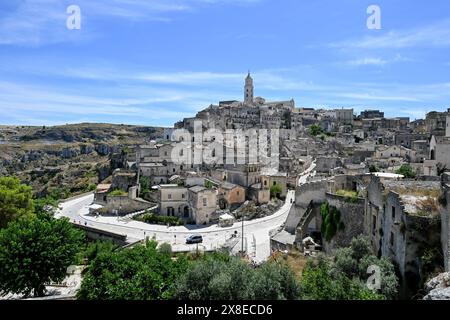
[56,162,315,262]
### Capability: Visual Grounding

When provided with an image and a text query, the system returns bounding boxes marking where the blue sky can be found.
[0,0,450,127]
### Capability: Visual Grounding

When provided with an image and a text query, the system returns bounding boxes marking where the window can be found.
[392,206,396,220]
[182,193,185,199]
[203,198,207,207]
[372,215,376,235]
[273,182,277,186]
[237,191,240,196]
[168,194,172,200]
[390,232,395,247]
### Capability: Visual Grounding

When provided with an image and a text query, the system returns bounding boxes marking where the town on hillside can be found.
[1,73,450,301]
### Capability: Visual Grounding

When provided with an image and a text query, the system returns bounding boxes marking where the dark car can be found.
[186,235,203,244]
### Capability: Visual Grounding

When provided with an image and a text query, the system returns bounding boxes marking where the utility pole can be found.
[241,212,245,255]
[136,151,141,196]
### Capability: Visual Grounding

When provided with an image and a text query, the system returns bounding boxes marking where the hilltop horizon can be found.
[1,1,449,126]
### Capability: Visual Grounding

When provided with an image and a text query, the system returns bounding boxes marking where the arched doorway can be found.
[431,148,436,160]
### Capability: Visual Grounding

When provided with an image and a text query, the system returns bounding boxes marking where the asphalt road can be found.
[56,162,315,262]
[56,190,295,263]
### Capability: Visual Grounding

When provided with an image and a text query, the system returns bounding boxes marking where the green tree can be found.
[396,164,416,178]
[309,124,323,136]
[332,236,399,299]
[369,165,379,173]
[78,241,189,300]
[0,216,84,297]
[33,196,59,220]
[252,261,300,300]
[270,184,283,199]
[139,176,151,197]
[84,240,118,262]
[174,255,299,300]
[299,256,383,300]
[320,202,344,242]
[0,176,35,228]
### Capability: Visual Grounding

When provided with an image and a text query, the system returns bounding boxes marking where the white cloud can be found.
[333,19,450,49]
[0,0,262,46]
[346,57,388,66]
[343,54,414,67]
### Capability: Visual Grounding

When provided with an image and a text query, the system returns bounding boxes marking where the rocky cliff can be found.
[0,123,163,197]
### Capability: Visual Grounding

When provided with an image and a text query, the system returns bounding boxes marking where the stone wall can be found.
[441,174,450,271]
[365,176,387,255]
[316,157,342,173]
[96,195,153,215]
[285,180,328,234]
[322,193,365,254]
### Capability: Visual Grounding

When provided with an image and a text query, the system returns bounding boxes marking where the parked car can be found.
[186,234,203,244]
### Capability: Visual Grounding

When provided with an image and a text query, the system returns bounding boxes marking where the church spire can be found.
[244,72,254,105]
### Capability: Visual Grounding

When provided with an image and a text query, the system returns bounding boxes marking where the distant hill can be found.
[0,123,164,198]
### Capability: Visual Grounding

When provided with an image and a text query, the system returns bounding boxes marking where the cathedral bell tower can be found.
[244,72,254,105]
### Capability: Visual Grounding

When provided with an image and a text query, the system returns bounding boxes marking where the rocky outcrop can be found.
[423,272,450,300]
[0,123,163,197]
[80,144,94,155]
[96,163,111,182]
[95,143,111,156]
[62,147,80,159]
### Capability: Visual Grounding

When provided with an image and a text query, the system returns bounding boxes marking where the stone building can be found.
[158,184,218,225]
[188,186,218,225]
[158,184,190,218]
[360,109,385,119]
[441,173,450,272]
[395,133,429,149]
[335,108,354,125]
[365,176,443,297]
[426,111,447,135]
[110,169,137,193]
[217,182,246,210]
[430,135,450,170]
[261,172,288,198]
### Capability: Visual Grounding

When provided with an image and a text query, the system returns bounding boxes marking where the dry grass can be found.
[335,189,359,198]
[269,250,308,280]
[388,187,441,198]
[415,197,441,217]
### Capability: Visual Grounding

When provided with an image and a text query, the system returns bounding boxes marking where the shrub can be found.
[158,243,173,256]
[141,213,183,226]
[335,190,359,203]
[396,164,416,178]
[110,189,128,196]
[320,202,344,242]
[174,256,299,300]
[270,184,283,199]
[309,124,323,136]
